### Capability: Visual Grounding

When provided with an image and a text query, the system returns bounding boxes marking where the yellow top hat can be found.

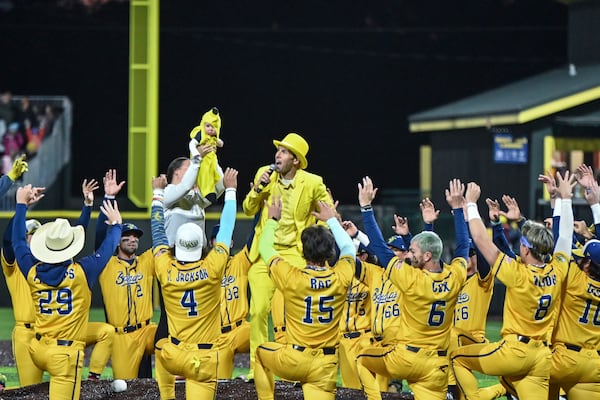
[273,133,309,169]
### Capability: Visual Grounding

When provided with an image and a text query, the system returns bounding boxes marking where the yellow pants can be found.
[215,320,250,379]
[248,248,305,376]
[29,335,85,400]
[339,330,373,389]
[85,322,115,376]
[358,344,449,400]
[111,322,157,379]
[451,336,551,400]
[12,324,43,386]
[255,342,338,400]
[549,343,600,400]
[156,337,230,400]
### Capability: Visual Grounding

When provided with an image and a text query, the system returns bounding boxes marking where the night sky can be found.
[0,0,567,207]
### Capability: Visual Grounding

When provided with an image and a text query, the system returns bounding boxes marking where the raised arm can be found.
[214,168,238,247]
[13,185,45,277]
[163,156,200,208]
[553,171,574,256]
[486,198,517,259]
[445,178,469,261]
[358,176,395,267]
[420,197,439,232]
[74,178,99,229]
[313,201,354,259]
[95,169,125,250]
[466,182,501,267]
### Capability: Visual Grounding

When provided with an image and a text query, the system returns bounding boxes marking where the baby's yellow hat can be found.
[190,107,221,140]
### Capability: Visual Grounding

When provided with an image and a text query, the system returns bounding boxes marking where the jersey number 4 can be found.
[303,295,334,324]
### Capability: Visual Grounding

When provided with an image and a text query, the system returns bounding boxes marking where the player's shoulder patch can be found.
[554,254,567,264]
[214,246,226,254]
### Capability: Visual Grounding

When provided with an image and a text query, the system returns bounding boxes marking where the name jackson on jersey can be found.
[165,267,209,283]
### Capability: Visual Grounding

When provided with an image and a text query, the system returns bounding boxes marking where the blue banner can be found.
[494,134,528,164]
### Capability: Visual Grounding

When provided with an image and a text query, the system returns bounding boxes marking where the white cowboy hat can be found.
[30,218,85,264]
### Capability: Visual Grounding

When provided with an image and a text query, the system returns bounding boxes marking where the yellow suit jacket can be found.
[243,166,332,262]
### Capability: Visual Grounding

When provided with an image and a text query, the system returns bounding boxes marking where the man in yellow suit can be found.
[242,133,332,381]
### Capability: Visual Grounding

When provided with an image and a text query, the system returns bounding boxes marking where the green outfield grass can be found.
[0,309,505,395]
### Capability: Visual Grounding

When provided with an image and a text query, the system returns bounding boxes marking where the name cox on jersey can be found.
[115,271,144,286]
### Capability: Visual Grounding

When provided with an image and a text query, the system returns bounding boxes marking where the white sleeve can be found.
[555,199,573,256]
[163,157,200,208]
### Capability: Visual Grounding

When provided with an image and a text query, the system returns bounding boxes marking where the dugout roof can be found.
[408,63,600,133]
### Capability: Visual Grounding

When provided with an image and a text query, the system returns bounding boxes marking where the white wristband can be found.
[466,202,481,221]
[225,188,236,201]
[591,203,600,225]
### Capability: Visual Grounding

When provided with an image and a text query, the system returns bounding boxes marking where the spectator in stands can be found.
[17,97,38,131]
[2,122,24,175]
[0,90,16,124]
[24,118,46,158]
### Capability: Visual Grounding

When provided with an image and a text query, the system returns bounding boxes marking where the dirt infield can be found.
[0,341,414,399]
[0,379,416,399]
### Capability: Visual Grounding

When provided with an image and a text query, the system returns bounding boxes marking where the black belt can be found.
[517,335,547,347]
[370,335,383,344]
[116,319,151,334]
[170,336,212,349]
[35,333,73,347]
[343,329,371,339]
[221,319,243,334]
[292,344,336,355]
[565,343,600,355]
[274,326,286,333]
[406,345,447,357]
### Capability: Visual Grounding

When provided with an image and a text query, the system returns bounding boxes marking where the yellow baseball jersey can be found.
[27,263,91,341]
[268,255,358,348]
[98,249,155,328]
[453,271,495,341]
[389,257,468,350]
[2,251,35,324]
[221,246,252,327]
[552,264,600,349]
[154,243,230,343]
[363,261,402,342]
[340,276,371,333]
[492,252,569,339]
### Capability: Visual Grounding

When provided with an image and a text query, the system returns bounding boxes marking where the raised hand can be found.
[341,220,358,237]
[465,182,481,204]
[358,176,378,207]
[555,170,575,199]
[152,174,167,190]
[222,168,238,190]
[445,178,465,209]
[312,200,337,222]
[538,170,557,198]
[103,169,125,197]
[16,184,45,206]
[392,214,410,235]
[583,177,600,205]
[485,198,500,223]
[82,178,99,206]
[100,199,122,225]
[499,195,522,221]
[576,164,595,189]
[420,198,440,224]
